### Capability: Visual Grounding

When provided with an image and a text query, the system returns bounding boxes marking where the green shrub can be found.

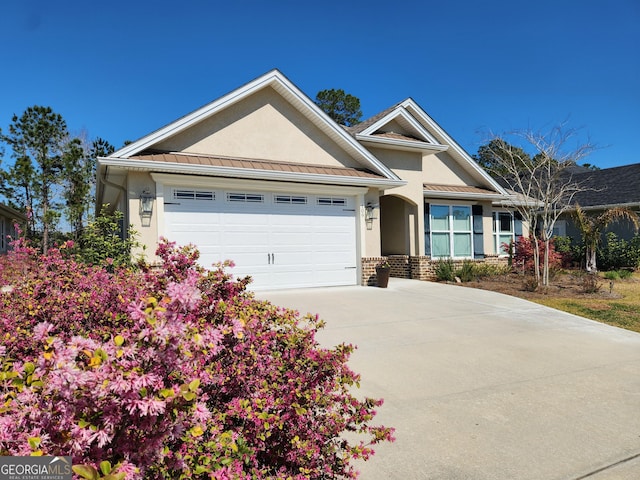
[553,235,581,267]
[619,269,634,279]
[603,271,620,280]
[598,233,640,271]
[455,260,476,283]
[72,207,143,270]
[434,258,455,282]
[604,269,633,280]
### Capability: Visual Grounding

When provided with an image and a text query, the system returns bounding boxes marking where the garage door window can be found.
[274,195,307,205]
[174,189,215,201]
[227,193,264,203]
[317,197,346,206]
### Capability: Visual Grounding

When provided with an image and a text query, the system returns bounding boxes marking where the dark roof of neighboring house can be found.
[131,152,385,179]
[569,163,640,208]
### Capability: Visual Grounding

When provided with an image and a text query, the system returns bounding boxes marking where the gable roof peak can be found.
[102,69,402,182]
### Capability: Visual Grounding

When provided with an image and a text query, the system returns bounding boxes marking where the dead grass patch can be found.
[463,271,640,333]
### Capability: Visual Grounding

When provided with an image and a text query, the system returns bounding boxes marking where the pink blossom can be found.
[193,402,212,424]
[33,321,54,341]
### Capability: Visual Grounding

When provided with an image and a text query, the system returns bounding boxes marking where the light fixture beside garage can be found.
[139,190,155,217]
[365,202,379,230]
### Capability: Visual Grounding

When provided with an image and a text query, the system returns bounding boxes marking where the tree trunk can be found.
[532,236,541,287]
[543,239,550,286]
[585,246,597,272]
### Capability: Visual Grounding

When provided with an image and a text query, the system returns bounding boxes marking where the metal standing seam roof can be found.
[423,183,501,195]
[129,152,386,179]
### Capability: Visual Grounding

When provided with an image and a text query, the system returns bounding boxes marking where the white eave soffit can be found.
[356,134,449,153]
[107,70,401,183]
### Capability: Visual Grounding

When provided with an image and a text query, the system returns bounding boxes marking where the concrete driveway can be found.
[259,278,640,480]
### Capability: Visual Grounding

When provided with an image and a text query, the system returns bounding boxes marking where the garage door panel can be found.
[164,189,357,290]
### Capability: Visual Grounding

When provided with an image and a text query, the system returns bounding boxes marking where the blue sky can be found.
[1,0,638,169]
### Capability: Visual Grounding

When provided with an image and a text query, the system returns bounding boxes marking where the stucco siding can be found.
[363,188,382,257]
[424,151,478,186]
[127,171,158,262]
[154,87,361,169]
[370,147,425,255]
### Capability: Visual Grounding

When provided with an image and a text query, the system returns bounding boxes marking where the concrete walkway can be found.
[259,278,640,480]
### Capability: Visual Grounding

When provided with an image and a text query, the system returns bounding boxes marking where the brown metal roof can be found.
[131,152,385,179]
[423,184,499,195]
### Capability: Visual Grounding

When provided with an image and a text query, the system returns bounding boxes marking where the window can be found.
[274,195,307,205]
[493,212,514,255]
[552,220,567,237]
[317,197,346,206]
[430,205,472,258]
[227,192,264,203]
[174,189,215,201]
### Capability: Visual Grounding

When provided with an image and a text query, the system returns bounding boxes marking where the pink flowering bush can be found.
[0,239,394,479]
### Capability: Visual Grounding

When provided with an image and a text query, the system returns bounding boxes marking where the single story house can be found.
[554,163,640,241]
[97,70,522,289]
[0,204,26,254]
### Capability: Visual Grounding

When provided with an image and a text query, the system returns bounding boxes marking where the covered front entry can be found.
[379,194,420,256]
[163,185,358,290]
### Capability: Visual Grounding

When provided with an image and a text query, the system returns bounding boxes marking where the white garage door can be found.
[163,187,358,290]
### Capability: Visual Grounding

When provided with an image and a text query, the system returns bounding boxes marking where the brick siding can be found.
[360,255,509,285]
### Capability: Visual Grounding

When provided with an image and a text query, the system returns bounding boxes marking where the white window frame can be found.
[274,194,308,205]
[226,192,265,203]
[317,197,347,206]
[430,204,474,259]
[493,211,514,256]
[173,188,215,201]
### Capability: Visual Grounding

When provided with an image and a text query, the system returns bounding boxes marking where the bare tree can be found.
[483,124,595,287]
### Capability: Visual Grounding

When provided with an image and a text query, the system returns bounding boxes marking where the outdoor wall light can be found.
[139,190,155,217]
[365,203,378,230]
[365,203,379,222]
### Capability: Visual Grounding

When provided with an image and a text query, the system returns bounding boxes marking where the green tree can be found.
[573,204,639,272]
[1,106,69,252]
[62,137,115,240]
[315,89,362,126]
[473,139,532,178]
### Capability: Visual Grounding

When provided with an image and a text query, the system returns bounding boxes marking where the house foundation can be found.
[361,254,509,286]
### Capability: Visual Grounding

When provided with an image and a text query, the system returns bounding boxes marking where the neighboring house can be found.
[555,163,640,241]
[97,69,520,289]
[0,204,26,254]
